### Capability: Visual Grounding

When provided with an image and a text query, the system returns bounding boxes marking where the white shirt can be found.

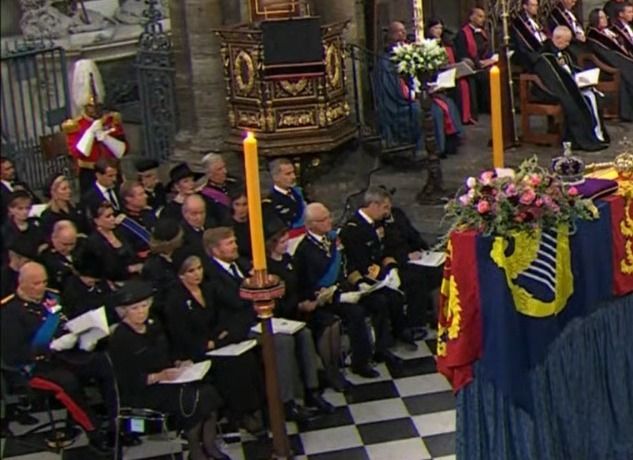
[95,181,119,208]
[213,257,244,278]
[358,209,374,226]
[273,184,292,197]
[623,21,633,41]
[308,230,325,244]
[527,16,546,43]
[1,180,13,192]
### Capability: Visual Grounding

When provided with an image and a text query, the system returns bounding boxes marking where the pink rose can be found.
[568,186,579,197]
[505,183,518,196]
[519,188,536,205]
[477,200,491,214]
[528,174,542,187]
[480,171,495,185]
[458,194,471,206]
[535,198,544,207]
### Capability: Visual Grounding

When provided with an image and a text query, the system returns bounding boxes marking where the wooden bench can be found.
[519,73,564,146]
[578,53,621,120]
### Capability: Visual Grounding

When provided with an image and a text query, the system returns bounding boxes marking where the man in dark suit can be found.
[203,227,329,420]
[180,194,209,259]
[1,156,40,221]
[339,187,415,354]
[294,202,380,379]
[81,157,121,219]
[612,2,633,54]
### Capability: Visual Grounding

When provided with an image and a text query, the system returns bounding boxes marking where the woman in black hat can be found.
[164,250,265,435]
[108,280,229,460]
[161,163,198,222]
[141,218,184,324]
[135,158,167,213]
[61,247,117,323]
[40,173,89,236]
[85,201,142,281]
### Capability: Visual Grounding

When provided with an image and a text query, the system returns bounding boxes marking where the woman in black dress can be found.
[86,201,142,281]
[164,251,264,434]
[40,173,89,235]
[142,218,183,323]
[228,189,252,261]
[109,280,229,460]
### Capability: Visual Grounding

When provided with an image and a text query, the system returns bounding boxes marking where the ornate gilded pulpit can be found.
[214,2,355,157]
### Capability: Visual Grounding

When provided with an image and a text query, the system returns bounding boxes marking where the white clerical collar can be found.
[1,180,13,191]
[358,209,374,225]
[469,24,483,33]
[273,184,292,196]
[213,257,243,277]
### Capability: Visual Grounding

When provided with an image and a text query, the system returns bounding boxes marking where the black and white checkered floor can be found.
[1,336,456,460]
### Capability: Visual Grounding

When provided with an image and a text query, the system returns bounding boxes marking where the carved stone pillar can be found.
[170,0,232,164]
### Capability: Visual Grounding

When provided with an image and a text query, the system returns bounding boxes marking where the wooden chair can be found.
[519,74,564,146]
[577,53,621,120]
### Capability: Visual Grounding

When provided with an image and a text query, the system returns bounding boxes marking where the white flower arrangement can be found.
[391,39,448,93]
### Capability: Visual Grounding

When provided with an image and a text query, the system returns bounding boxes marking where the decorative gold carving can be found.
[237,110,262,129]
[233,50,255,96]
[228,110,236,127]
[277,110,316,129]
[325,43,342,89]
[325,101,350,125]
[279,79,309,96]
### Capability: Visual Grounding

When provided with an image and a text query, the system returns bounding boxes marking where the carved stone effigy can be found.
[19,0,114,38]
[115,0,169,25]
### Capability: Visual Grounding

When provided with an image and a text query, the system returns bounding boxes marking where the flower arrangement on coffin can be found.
[442,156,599,240]
[390,39,448,92]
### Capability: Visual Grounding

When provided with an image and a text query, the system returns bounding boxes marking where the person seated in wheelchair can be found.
[1,262,119,454]
[108,280,230,460]
[374,21,462,159]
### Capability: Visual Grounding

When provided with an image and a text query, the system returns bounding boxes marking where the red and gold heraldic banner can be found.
[604,192,633,296]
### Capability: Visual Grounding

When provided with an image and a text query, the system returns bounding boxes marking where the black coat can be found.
[40,248,76,291]
[85,230,137,281]
[40,204,90,235]
[382,207,429,266]
[511,12,547,70]
[145,183,167,213]
[267,254,299,318]
[262,187,305,229]
[165,281,245,361]
[533,41,609,151]
[294,232,345,302]
[61,275,116,323]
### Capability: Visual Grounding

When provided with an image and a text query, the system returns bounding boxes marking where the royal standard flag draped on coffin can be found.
[436,199,618,410]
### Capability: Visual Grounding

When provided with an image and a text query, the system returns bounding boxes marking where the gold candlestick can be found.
[412,0,425,43]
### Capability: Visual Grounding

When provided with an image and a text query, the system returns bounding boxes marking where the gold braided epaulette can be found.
[61,117,80,134]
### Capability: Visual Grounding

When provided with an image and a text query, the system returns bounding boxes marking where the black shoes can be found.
[304,391,335,414]
[324,368,351,392]
[351,364,380,379]
[398,330,419,351]
[284,401,316,423]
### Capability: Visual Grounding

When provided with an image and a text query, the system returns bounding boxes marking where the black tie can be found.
[229,263,242,280]
[107,188,119,210]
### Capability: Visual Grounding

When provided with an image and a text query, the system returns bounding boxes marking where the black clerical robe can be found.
[511,11,548,70]
[533,41,609,151]
[587,27,633,121]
